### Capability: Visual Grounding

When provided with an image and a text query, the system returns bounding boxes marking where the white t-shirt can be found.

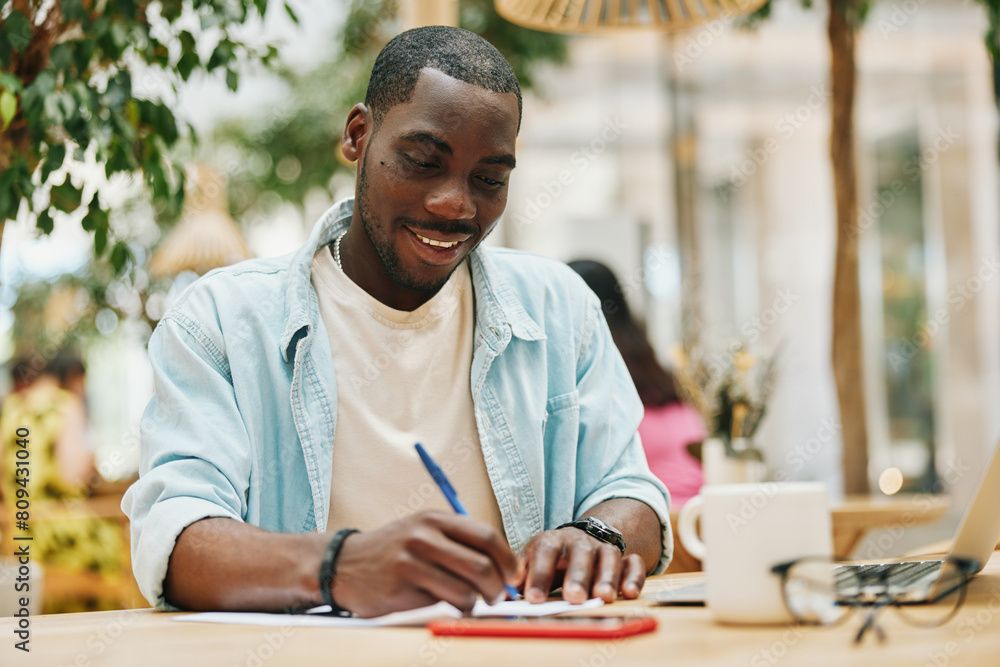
[311,244,505,536]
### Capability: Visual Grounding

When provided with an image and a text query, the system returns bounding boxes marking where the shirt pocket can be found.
[542,391,580,446]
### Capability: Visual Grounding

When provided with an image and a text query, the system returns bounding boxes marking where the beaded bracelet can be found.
[318,528,359,616]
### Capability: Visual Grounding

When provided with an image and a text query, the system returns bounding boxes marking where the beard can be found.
[355,151,485,295]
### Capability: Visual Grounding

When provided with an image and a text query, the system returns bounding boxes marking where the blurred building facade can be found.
[502,0,1000,519]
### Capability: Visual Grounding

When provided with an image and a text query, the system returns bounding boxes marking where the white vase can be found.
[702,437,766,485]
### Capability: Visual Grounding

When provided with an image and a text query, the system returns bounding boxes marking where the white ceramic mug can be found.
[677,481,832,624]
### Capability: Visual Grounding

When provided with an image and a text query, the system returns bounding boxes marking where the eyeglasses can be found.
[771,556,980,643]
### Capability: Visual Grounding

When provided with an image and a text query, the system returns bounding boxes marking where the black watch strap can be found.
[556,517,626,553]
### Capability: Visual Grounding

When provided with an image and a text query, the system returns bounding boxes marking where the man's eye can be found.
[478,176,507,188]
[405,155,437,170]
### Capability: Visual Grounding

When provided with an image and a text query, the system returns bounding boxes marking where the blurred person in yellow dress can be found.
[1,353,124,612]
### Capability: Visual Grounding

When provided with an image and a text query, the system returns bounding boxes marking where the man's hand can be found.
[521,499,663,604]
[521,528,647,604]
[331,511,522,618]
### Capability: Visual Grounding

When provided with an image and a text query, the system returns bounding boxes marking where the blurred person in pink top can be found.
[569,260,706,507]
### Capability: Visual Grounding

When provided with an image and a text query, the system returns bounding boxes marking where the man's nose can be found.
[425,176,476,220]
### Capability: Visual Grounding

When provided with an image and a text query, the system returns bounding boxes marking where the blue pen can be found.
[414,442,520,601]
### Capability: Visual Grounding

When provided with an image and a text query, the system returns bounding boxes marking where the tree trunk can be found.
[828,0,870,495]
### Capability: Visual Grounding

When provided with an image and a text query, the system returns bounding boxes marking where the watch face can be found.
[556,518,626,551]
[586,517,622,539]
[574,518,626,552]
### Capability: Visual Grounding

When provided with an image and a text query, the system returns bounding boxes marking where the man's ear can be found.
[341,103,371,163]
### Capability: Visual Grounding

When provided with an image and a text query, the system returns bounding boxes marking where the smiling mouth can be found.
[414,233,461,249]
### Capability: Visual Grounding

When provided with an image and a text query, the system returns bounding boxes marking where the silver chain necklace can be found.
[333,232,345,270]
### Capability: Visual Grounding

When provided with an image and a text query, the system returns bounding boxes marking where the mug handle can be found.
[677,495,707,561]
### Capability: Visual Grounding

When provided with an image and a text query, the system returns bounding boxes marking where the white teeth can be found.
[416,233,459,248]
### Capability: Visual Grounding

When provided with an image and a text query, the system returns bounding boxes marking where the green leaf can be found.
[126,99,140,127]
[110,22,129,53]
[0,88,16,130]
[160,0,184,22]
[62,0,88,22]
[0,73,23,93]
[285,2,300,24]
[110,241,132,276]
[83,194,109,240]
[0,161,22,221]
[73,39,97,74]
[103,71,132,109]
[225,68,239,92]
[177,50,199,81]
[50,178,83,213]
[5,10,32,52]
[43,93,64,126]
[41,144,66,184]
[207,39,235,71]
[50,42,74,71]
[36,208,54,235]
[93,225,108,255]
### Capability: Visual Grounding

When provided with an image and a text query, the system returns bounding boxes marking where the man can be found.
[123,25,671,617]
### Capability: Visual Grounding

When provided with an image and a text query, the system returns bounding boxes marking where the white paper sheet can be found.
[173,598,604,628]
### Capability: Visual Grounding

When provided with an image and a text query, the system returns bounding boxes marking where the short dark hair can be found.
[365,25,522,131]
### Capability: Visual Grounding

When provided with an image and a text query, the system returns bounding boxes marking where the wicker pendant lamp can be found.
[495,0,767,33]
[149,165,250,278]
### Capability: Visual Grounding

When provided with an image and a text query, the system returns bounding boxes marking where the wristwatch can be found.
[556,517,626,554]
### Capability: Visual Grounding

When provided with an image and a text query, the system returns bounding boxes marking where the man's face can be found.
[345,68,519,310]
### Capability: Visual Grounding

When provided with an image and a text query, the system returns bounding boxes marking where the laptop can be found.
[649,439,1000,606]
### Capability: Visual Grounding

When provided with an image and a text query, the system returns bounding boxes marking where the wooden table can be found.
[666,493,951,573]
[4,550,999,666]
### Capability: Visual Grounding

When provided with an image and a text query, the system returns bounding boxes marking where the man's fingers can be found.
[408,526,508,605]
[561,539,599,604]
[524,536,563,603]
[435,513,521,587]
[619,553,646,599]
[592,545,623,602]
[393,552,484,612]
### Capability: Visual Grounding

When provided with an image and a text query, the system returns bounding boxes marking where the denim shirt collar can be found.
[279,198,545,362]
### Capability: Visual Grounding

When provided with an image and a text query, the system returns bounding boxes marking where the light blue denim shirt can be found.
[123,199,672,608]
